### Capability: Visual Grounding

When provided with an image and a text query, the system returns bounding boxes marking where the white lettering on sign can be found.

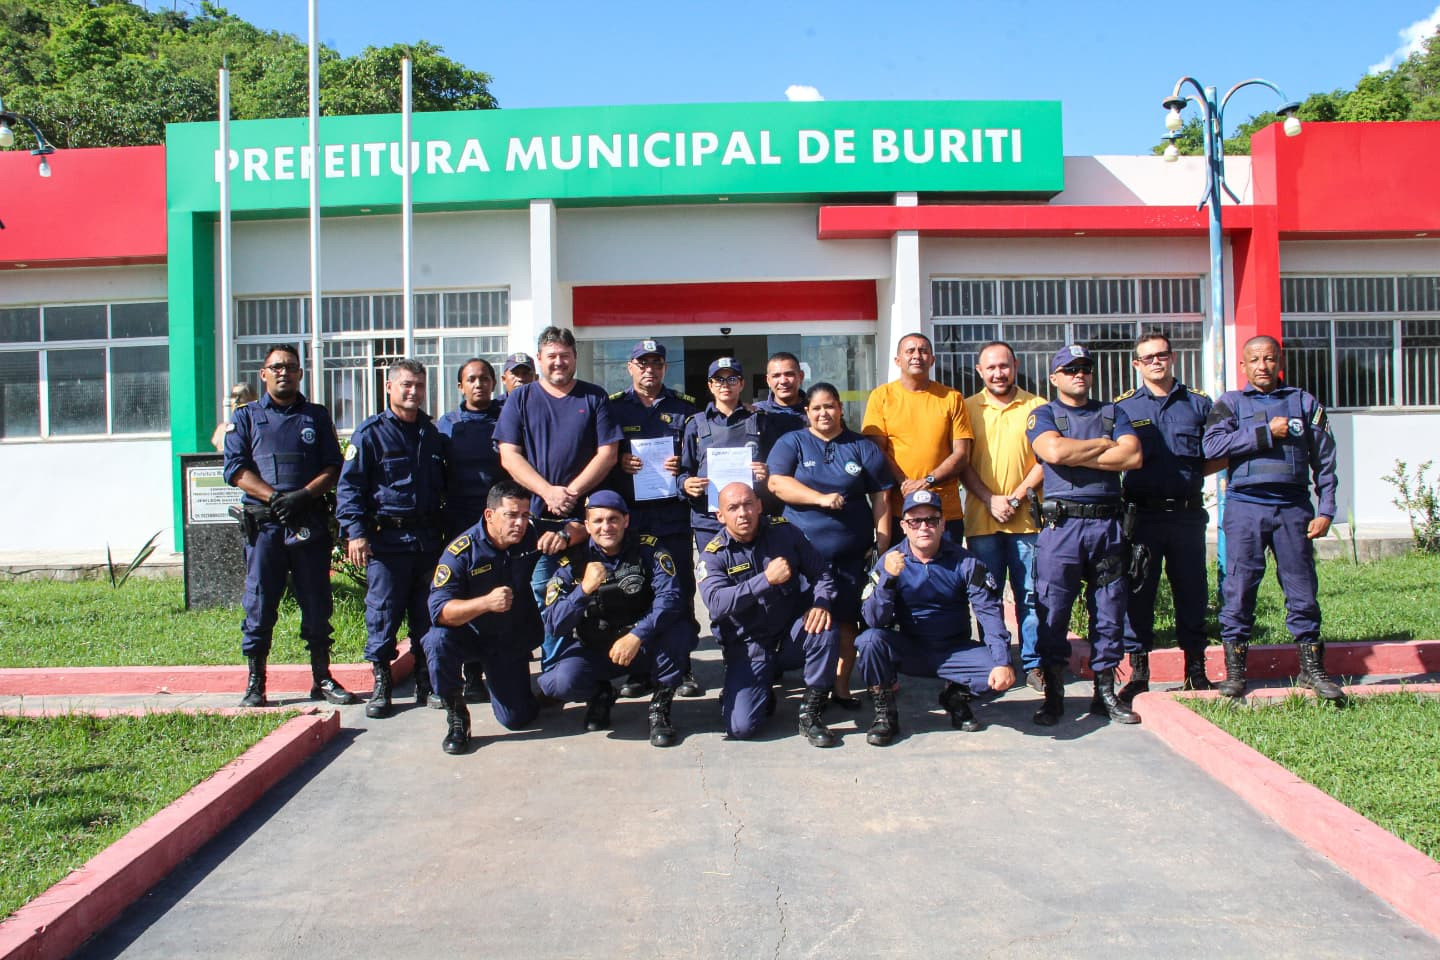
[208,125,1032,184]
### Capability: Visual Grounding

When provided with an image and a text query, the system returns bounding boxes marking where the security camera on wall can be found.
[720,327,732,336]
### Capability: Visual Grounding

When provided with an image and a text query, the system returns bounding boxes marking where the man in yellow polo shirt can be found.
[959,341,1046,690]
[862,332,973,543]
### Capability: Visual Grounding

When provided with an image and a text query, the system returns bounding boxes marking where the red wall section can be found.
[1257,121,1440,237]
[0,146,166,269]
[573,280,878,326]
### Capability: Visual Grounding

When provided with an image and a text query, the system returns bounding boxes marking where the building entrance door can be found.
[679,335,771,403]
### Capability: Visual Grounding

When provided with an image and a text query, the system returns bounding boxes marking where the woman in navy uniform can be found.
[766,382,894,709]
[678,357,776,552]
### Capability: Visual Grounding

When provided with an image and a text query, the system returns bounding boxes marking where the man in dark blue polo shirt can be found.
[496,326,623,668]
[753,351,808,436]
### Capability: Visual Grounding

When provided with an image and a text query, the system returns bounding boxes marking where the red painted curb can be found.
[0,641,415,697]
[0,708,340,960]
[1068,639,1440,682]
[1136,687,1440,941]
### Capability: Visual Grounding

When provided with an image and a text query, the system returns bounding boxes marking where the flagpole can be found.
[307,0,323,403]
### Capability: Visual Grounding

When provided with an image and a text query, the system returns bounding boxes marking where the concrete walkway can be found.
[11,651,1434,960]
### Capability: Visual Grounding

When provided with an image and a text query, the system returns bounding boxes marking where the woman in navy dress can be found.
[767,382,894,707]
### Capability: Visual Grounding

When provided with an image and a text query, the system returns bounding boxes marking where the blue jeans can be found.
[530,551,563,667]
[965,533,1040,672]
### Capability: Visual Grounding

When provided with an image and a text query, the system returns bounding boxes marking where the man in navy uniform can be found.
[697,482,840,747]
[438,356,506,704]
[679,357,776,551]
[1026,345,1144,726]
[538,490,690,747]
[855,490,1015,745]
[1114,332,1225,699]
[1203,335,1344,703]
[606,339,703,699]
[500,352,535,395]
[754,351,808,435]
[496,326,622,668]
[224,344,356,708]
[336,358,446,719]
[421,481,551,755]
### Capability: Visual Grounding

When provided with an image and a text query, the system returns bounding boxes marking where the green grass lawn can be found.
[1188,692,1440,860]
[0,710,294,920]
[0,578,372,667]
[1072,551,1440,646]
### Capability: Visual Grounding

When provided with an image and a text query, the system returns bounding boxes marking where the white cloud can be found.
[784,84,824,102]
[1370,4,1440,73]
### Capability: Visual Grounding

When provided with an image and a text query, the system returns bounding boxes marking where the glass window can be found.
[47,349,107,435]
[111,345,171,433]
[44,305,107,342]
[0,351,41,438]
[0,308,40,344]
[110,302,168,339]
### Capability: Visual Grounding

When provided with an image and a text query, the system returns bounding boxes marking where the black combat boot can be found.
[866,686,900,746]
[938,681,982,732]
[675,659,704,698]
[1090,668,1141,724]
[1032,663,1066,726]
[442,694,471,755]
[1297,642,1347,705]
[797,686,838,748]
[620,673,657,698]
[1116,651,1150,704]
[308,652,357,705]
[648,687,678,747]
[462,663,490,704]
[1182,647,1214,690]
[239,655,268,708]
[365,661,393,719]
[1217,643,1248,699]
[585,682,618,731]
[412,647,442,709]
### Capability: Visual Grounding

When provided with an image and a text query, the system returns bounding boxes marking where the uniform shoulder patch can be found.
[1026,413,1037,430]
[656,549,676,577]
[768,515,789,525]
[431,564,451,589]
[544,578,562,607]
[446,535,471,556]
[639,534,659,546]
[1113,387,1136,402]
[609,390,625,400]
[224,422,236,433]
[704,535,725,553]
[343,444,359,461]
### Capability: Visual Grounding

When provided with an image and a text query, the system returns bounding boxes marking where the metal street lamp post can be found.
[0,95,56,178]
[1159,77,1301,588]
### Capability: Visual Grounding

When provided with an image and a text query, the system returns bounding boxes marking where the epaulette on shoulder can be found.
[1113,387,1137,402]
[704,535,724,553]
[557,555,571,567]
[677,392,697,405]
[1190,388,1209,399]
[767,515,789,525]
[639,534,659,546]
[608,390,625,401]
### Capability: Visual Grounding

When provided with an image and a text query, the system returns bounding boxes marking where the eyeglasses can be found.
[1057,365,1093,377]
[1136,351,1173,365]
[264,363,300,373]
[710,375,742,385]
[901,516,942,529]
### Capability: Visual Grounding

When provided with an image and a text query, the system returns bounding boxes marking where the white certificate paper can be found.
[631,436,678,501]
[705,446,755,512]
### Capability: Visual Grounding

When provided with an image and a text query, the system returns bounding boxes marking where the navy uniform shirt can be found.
[605,386,698,537]
[679,403,785,535]
[1114,382,1212,501]
[428,523,542,646]
[860,539,1011,666]
[437,400,504,534]
[494,379,623,527]
[696,517,836,646]
[541,533,684,643]
[764,427,894,557]
[335,408,445,549]
[223,391,342,503]
[1026,399,1138,503]
[753,397,808,437]
[1203,383,1338,517]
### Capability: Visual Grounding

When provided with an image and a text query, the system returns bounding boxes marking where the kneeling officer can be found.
[856,490,1016,745]
[539,491,690,746]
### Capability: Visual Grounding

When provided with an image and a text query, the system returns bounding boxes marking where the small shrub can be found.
[1382,460,1440,553]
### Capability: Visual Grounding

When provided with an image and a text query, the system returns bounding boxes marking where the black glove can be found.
[270,488,313,524]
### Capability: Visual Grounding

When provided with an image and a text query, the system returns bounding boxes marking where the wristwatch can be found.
[924,474,936,486]
[1008,496,1023,510]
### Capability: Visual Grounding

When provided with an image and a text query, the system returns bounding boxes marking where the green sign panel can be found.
[167,100,1063,212]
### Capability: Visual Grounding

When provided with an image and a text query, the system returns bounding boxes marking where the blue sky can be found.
[211,0,1440,156]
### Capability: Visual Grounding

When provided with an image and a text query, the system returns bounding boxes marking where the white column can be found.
[879,192,922,382]
[521,198,560,351]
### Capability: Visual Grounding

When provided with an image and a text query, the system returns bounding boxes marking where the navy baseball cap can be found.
[503,352,534,374]
[901,489,942,515]
[707,356,743,378]
[630,339,667,362]
[1051,344,1094,373]
[584,490,630,514]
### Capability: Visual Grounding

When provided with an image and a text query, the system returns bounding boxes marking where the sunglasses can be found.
[1136,351,1173,365]
[1057,365,1094,376]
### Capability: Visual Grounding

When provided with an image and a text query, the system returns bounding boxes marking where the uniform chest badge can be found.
[844,460,861,476]
[1287,417,1304,437]
[727,561,752,575]
[301,427,316,444]
[802,460,817,468]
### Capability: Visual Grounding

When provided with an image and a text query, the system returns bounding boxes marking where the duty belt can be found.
[1043,499,1123,520]
[372,514,441,532]
[1125,495,1204,512]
